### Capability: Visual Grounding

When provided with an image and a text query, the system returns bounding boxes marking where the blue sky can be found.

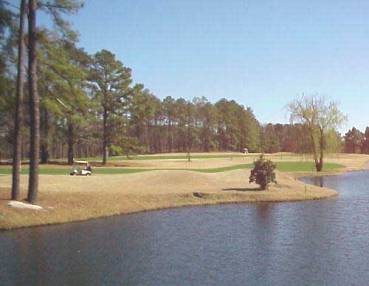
[34,0,369,132]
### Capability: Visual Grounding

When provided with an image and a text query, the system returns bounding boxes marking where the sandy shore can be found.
[1,153,368,230]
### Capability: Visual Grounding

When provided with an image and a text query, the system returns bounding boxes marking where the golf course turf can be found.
[0,161,344,175]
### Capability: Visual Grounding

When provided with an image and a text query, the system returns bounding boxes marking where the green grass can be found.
[0,166,69,175]
[0,161,344,175]
[0,166,149,175]
[189,162,343,173]
[79,154,249,161]
[192,164,253,173]
[275,162,344,172]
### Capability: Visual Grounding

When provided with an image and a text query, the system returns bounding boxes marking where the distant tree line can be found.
[0,7,358,167]
[261,123,369,156]
[343,127,369,154]
[0,1,264,165]
[261,123,343,155]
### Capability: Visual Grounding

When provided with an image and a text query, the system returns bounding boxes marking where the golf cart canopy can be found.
[70,160,92,176]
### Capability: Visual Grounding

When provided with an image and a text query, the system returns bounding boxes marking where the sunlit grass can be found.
[79,154,249,161]
[0,161,344,175]
[275,162,344,172]
[192,164,253,173]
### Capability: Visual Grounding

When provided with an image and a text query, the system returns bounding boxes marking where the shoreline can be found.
[0,193,338,232]
[0,168,340,231]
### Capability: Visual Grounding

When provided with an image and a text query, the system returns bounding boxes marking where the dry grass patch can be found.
[3,152,366,230]
[0,168,337,230]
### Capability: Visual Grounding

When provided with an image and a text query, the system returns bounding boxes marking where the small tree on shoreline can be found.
[287,95,346,172]
[249,155,276,190]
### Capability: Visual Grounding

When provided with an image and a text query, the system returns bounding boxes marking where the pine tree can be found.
[89,50,132,164]
[27,0,40,203]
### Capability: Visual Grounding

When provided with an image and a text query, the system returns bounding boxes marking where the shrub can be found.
[249,155,277,190]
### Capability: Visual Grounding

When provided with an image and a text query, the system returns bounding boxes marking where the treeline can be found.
[0,0,263,163]
[0,1,361,169]
[128,97,261,155]
[1,92,262,161]
[260,123,343,154]
[344,127,369,154]
[261,124,369,155]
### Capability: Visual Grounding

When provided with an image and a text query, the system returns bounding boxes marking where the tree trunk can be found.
[153,117,159,153]
[102,107,108,165]
[144,120,150,152]
[67,121,74,165]
[309,128,320,172]
[27,0,40,203]
[167,119,172,152]
[317,128,325,172]
[40,108,49,164]
[11,0,26,201]
[186,124,192,161]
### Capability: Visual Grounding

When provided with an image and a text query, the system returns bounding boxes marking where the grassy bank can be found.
[1,152,367,230]
[0,169,337,230]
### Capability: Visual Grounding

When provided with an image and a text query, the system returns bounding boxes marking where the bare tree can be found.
[288,95,346,172]
[11,0,26,201]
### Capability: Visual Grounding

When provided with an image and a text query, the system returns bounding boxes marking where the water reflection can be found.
[255,203,274,222]
[312,176,324,187]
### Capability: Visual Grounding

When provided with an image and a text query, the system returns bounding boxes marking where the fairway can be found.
[79,154,251,161]
[0,161,344,175]
[275,162,344,172]
[109,154,249,161]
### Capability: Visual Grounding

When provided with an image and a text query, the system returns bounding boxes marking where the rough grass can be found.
[0,169,338,230]
[0,161,344,175]
[1,152,365,230]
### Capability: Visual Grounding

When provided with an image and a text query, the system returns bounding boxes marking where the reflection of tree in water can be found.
[256,203,274,222]
[313,176,324,187]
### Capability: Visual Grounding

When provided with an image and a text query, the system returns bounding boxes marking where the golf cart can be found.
[70,160,92,176]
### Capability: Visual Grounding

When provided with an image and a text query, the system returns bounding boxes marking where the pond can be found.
[1,171,369,285]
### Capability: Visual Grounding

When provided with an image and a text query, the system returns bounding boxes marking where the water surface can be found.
[1,171,369,285]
